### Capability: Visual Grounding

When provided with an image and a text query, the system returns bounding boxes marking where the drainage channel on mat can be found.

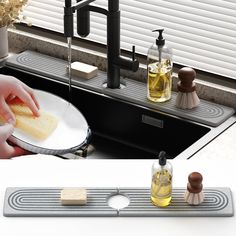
[6,50,235,127]
[3,187,234,217]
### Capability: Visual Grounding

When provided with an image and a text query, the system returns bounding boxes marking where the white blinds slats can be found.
[23,0,236,79]
[24,0,63,30]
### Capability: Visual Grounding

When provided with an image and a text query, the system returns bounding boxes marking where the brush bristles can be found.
[175,91,200,109]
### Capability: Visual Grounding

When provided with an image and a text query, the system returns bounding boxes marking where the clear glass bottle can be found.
[147,29,173,102]
[151,151,173,207]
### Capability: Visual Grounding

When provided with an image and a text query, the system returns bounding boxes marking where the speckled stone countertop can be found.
[7,28,236,110]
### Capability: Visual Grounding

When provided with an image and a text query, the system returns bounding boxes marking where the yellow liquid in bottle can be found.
[151,169,172,207]
[147,60,172,102]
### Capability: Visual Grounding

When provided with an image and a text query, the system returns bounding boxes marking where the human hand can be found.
[0,75,40,125]
[0,75,39,158]
[0,124,30,159]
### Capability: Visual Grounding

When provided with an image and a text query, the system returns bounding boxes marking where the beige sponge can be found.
[0,98,58,141]
[69,61,98,79]
[60,188,87,205]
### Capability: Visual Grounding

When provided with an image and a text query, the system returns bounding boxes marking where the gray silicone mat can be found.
[3,187,234,217]
[6,51,235,127]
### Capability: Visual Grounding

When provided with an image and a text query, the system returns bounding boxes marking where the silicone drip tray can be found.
[3,187,234,217]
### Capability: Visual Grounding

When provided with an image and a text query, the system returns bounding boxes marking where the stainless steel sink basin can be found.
[0,66,235,159]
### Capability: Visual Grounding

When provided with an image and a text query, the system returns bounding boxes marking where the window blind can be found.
[23,0,236,79]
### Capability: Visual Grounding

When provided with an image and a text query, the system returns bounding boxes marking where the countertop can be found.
[191,122,236,160]
[0,158,235,236]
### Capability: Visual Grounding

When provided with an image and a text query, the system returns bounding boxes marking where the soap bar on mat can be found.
[60,188,87,205]
[69,61,98,79]
[0,97,58,141]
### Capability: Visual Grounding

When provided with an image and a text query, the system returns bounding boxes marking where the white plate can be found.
[8,90,90,155]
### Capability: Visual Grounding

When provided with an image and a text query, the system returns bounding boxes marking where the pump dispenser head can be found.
[158,151,167,166]
[152,29,165,48]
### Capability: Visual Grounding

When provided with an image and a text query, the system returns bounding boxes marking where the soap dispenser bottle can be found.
[151,151,173,207]
[147,29,173,102]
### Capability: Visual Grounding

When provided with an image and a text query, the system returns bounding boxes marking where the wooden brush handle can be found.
[177,67,196,93]
[187,172,203,193]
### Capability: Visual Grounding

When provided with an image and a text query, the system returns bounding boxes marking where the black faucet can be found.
[64,0,139,89]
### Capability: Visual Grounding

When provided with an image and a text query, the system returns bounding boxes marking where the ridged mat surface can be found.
[5,51,235,127]
[3,187,234,217]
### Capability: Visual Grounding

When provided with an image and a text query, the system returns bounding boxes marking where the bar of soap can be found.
[60,188,87,205]
[70,61,98,79]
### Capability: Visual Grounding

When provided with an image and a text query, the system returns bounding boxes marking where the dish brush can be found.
[175,67,200,109]
[184,172,204,205]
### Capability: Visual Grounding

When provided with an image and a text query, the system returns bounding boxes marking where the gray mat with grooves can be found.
[6,51,235,127]
[3,187,233,217]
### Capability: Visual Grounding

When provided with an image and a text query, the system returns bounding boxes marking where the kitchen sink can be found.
[0,65,235,159]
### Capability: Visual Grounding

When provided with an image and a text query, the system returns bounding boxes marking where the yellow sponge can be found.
[1,98,58,141]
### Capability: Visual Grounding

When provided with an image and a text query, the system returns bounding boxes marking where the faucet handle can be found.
[132,45,136,61]
[131,45,139,72]
[115,45,139,72]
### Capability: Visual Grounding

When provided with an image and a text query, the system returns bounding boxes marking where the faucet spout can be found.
[64,0,95,37]
[64,0,140,89]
